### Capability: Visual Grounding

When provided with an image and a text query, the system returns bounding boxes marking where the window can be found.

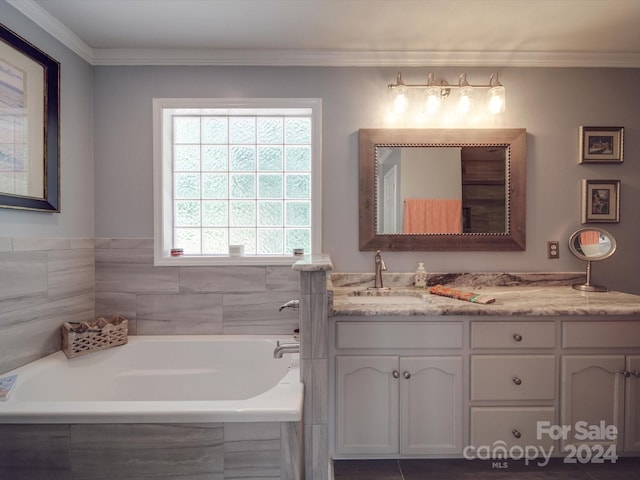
[153,98,322,265]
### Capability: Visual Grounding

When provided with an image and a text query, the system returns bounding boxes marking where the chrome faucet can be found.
[278,299,300,312]
[273,341,300,358]
[374,250,387,288]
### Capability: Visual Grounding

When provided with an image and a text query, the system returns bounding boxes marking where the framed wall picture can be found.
[581,179,620,224]
[579,126,624,164]
[0,23,60,212]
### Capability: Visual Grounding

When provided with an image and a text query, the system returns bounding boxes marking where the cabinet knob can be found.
[620,370,631,378]
[512,429,522,439]
[403,371,411,379]
[632,371,640,378]
[393,370,400,379]
[512,376,522,385]
[512,333,523,342]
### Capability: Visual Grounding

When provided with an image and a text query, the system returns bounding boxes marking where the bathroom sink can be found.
[340,295,426,305]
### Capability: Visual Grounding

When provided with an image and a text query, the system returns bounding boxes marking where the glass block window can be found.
[153,99,321,265]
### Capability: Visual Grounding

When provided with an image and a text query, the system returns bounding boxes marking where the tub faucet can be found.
[278,299,300,312]
[273,341,300,358]
[374,250,387,288]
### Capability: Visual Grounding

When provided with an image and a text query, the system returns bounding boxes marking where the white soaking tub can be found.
[0,335,302,424]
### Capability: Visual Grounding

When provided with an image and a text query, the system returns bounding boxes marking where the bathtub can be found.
[0,335,302,424]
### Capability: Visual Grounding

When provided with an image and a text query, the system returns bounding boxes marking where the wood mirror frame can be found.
[359,128,526,251]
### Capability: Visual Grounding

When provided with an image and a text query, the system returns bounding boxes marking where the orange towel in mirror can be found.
[403,198,462,234]
[580,231,600,245]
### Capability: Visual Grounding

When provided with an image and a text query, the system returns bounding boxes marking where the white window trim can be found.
[152,97,322,266]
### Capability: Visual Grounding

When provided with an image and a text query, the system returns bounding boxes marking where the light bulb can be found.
[487,85,506,114]
[457,86,473,115]
[392,85,409,114]
[424,86,442,115]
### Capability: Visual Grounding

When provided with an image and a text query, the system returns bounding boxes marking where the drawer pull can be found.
[512,429,522,439]
[403,371,411,379]
[620,370,631,378]
[513,333,523,342]
[393,370,400,379]
[512,376,522,386]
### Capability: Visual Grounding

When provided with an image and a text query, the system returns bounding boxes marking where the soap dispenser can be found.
[414,262,427,289]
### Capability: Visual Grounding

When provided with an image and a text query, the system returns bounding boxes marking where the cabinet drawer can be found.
[470,407,556,449]
[471,322,555,349]
[471,355,556,401]
[336,322,463,349]
[562,321,640,348]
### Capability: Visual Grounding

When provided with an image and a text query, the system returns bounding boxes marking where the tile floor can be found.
[333,457,640,480]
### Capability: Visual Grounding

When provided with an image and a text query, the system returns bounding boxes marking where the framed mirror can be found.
[359,128,526,251]
[0,24,60,212]
[568,227,616,292]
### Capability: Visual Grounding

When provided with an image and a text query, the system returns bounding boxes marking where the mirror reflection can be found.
[568,227,616,292]
[376,146,506,234]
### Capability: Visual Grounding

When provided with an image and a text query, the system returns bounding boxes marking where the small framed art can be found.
[579,126,624,164]
[581,179,620,224]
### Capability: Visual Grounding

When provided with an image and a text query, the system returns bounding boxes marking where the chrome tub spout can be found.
[278,299,300,312]
[273,341,300,358]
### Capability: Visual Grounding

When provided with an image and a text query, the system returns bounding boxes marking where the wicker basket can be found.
[61,315,128,358]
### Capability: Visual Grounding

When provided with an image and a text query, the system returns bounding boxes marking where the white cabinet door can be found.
[624,355,640,452]
[335,356,399,454]
[400,356,463,455]
[560,355,625,450]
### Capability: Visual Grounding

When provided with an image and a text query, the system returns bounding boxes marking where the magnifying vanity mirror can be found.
[359,128,526,251]
[568,227,617,292]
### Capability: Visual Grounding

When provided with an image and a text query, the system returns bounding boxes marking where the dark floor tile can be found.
[333,459,403,480]
[578,456,640,480]
[399,458,593,480]
[333,457,640,480]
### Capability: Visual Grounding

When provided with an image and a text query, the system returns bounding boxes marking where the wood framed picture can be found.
[0,23,60,212]
[581,179,620,224]
[579,126,624,164]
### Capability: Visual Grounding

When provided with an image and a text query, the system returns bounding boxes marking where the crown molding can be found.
[7,0,93,63]
[8,0,640,68]
[91,48,640,68]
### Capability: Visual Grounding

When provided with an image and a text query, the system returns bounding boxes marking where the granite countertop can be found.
[329,272,640,317]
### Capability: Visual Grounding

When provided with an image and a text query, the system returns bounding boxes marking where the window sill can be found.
[154,254,303,267]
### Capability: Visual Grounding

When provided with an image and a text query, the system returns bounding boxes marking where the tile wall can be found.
[0,236,300,373]
[0,421,303,479]
[95,238,300,336]
[299,269,330,480]
[0,237,95,374]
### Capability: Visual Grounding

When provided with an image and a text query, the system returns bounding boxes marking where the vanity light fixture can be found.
[388,71,506,117]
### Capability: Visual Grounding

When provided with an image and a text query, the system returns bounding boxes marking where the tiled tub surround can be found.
[0,237,307,479]
[1,337,304,478]
[95,238,301,335]
[1,421,303,480]
[294,255,333,480]
[0,237,95,375]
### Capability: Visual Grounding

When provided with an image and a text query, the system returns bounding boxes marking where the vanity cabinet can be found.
[336,355,463,455]
[469,321,557,451]
[561,320,640,453]
[329,313,640,459]
[334,321,463,456]
[560,355,626,450]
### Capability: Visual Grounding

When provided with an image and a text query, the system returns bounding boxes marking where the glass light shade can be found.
[487,85,506,114]
[423,86,442,115]
[457,86,473,115]
[391,85,409,114]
